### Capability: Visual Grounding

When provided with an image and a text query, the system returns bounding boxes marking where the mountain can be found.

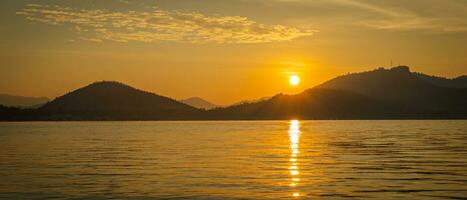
[36,81,202,120]
[206,66,466,119]
[180,97,218,109]
[1,66,466,121]
[315,66,467,115]
[206,88,433,120]
[0,94,49,108]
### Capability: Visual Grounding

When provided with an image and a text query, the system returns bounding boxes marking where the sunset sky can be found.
[1,0,466,104]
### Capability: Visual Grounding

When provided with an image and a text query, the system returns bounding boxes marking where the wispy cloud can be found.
[16,4,314,43]
[264,0,467,33]
[361,17,467,33]
[338,0,467,33]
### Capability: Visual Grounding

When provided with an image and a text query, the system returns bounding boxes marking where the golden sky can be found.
[1,0,466,104]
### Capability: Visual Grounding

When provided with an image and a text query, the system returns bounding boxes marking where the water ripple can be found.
[0,120,466,199]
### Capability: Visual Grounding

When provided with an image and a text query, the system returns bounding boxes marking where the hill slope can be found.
[414,73,467,88]
[230,96,272,107]
[180,97,218,109]
[38,81,201,120]
[315,66,467,115]
[206,88,436,120]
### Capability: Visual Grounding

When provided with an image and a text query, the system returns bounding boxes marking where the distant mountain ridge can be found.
[0,66,465,120]
[0,94,49,108]
[180,97,218,110]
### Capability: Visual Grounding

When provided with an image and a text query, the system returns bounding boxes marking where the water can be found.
[0,120,466,199]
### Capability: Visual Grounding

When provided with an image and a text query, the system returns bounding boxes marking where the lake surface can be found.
[0,121,466,199]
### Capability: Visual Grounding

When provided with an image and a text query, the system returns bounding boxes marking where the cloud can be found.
[361,17,467,33]
[263,0,467,33]
[338,0,467,33]
[16,4,314,43]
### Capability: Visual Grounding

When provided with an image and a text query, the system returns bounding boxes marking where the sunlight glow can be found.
[289,75,300,86]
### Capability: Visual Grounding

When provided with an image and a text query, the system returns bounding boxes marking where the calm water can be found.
[0,121,466,199]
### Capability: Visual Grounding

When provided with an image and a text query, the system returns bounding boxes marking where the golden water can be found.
[0,120,466,199]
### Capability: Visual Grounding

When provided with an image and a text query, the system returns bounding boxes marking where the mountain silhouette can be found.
[0,94,49,108]
[0,67,465,121]
[37,81,202,120]
[315,66,467,115]
[180,97,218,110]
[206,88,432,120]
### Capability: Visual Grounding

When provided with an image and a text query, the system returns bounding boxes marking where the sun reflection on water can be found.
[288,120,301,198]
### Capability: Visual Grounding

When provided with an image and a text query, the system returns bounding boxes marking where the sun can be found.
[289,75,300,86]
